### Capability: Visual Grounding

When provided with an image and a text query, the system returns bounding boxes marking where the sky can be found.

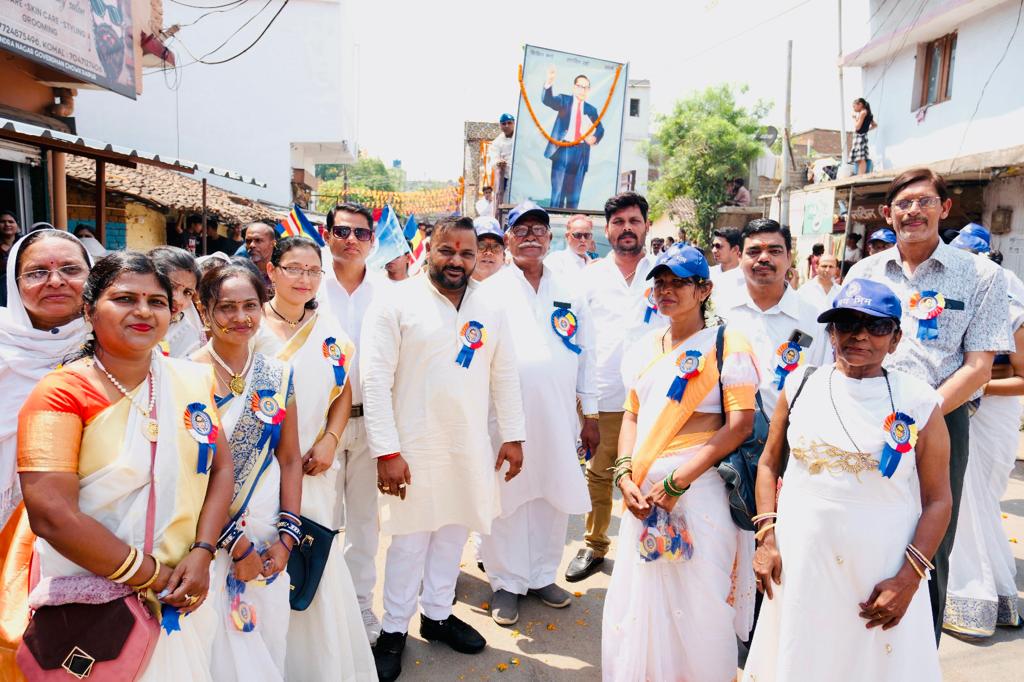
[349,0,871,181]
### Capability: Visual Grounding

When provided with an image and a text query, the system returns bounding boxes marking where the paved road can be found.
[360,462,1024,680]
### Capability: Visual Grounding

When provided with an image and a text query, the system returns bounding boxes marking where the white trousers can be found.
[382,524,468,634]
[479,498,568,595]
[334,416,380,611]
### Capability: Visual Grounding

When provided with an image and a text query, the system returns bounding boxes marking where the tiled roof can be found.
[65,156,281,224]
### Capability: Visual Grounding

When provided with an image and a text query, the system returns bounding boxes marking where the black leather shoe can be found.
[373,631,407,682]
[565,548,604,582]
[420,614,486,654]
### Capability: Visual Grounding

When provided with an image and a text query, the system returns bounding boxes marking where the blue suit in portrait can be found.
[542,86,605,209]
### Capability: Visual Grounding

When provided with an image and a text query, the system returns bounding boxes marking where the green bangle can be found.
[663,476,688,497]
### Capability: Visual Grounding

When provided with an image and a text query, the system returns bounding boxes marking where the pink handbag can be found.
[17,407,162,680]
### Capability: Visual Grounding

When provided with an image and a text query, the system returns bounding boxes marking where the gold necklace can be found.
[208,342,253,396]
[93,356,159,442]
[269,301,303,328]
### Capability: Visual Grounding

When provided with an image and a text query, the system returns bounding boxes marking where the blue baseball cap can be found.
[473,216,504,243]
[506,201,549,230]
[818,278,903,323]
[960,222,990,246]
[646,244,710,281]
[499,113,515,123]
[950,232,990,253]
[868,228,897,244]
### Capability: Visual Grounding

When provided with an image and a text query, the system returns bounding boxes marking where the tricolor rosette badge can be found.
[550,308,582,354]
[157,340,170,357]
[251,389,286,450]
[455,321,487,368]
[229,594,257,633]
[908,290,945,341]
[183,402,219,474]
[666,350,704,402]
[773,341,803,389]
[880,411,918,478]
[643,287,659,323]
[321,336,351,387]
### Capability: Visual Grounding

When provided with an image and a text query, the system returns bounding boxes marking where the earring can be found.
[245,316,254,328]
[83,318,94,343]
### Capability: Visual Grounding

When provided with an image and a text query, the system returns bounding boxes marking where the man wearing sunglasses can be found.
[477,201,598,626]
[317,201,388,644]
[472,216,506,282]
[847,168,1011,642]
[544,214,594,277]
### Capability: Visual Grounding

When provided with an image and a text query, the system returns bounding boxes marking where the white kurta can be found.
[481,265,595,516]
[708,263,744,306]
[798,277,840,316]
[543,247,588,280]
[360,275,526,536]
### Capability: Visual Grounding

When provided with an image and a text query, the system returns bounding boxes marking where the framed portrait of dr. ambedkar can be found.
[509,45,627,212]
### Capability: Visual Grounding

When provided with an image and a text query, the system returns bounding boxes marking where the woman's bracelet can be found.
[106,546,138,582]
[232,541,255,563]
[323,430,341,446]
[662,475,689,497]
[112,547,145,584]
[751,512,778,526]
[906,543,935,571]
[190,541,216,557]
[134,556,162,592]
[754,523,777,543]
[278,535,296,553]
[904,550,928,580]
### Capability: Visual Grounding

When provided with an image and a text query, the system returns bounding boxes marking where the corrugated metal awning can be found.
[0,117,266,187]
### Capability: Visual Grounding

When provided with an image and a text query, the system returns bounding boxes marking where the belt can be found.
[350,404,364,418]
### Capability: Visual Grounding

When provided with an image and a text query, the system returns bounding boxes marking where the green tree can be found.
[315,157,397,213]
[648,85,769,246]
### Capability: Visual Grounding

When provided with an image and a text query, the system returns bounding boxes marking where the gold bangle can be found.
[134,555,162,591]
[583,413,600,420]
[907,543,935,571]
[905,551,926,580]
[751,512,778,525]
[754,523,777,542]
[324,430,341,445]
[106,547,137,581]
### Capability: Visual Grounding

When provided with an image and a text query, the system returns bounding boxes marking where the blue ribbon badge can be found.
[773,341,803,390]
[250,389,286,451]
[184,402,218,474]
[321,336,350,387]
[666,350,704,402]
[455,321,487,369]
[880,411,917,478]
[643,287,659,324]
[908,291,945,341]
[550,308,582,354]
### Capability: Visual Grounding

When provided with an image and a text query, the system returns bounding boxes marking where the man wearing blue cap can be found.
[471,216,506,282]
[492,114,516,203]
[847,168,1011,642]
[866,228,897,256]
[478,200,598,626]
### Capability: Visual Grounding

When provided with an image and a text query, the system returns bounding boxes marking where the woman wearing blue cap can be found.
[603,244,760,681]
[742,278,951,681]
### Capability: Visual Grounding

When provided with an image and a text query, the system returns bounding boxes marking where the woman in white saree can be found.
[603,244,758,682]
[743,278,951,682]
[255,236,376,681]
[192,263,303,682]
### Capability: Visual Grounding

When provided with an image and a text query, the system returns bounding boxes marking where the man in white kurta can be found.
[543,214,593,278]
[478,202,598,626]
[361,216,526,681]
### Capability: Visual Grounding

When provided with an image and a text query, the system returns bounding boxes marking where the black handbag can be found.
[287,515,340,611]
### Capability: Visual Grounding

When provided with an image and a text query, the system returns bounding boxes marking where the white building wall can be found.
[74,0,356,206]
[859,0,1024,169]
[620,80,651,195]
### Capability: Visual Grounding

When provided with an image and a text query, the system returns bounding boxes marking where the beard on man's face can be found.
[612,230,643,256]
[428,260,471,291]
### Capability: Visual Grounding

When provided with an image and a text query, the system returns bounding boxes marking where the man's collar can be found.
[728,282,801,316]
[884,237,952,269]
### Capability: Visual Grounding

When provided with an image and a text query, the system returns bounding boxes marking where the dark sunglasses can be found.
[830,315,899,337]
[330,226,373,241]
[569,231,592,240]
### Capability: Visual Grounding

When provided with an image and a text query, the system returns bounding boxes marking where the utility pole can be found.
[837,0,848,166]
[780,40,793,228]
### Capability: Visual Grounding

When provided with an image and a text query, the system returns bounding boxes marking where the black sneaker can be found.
[419,613,486,654]
[373,630,407,682]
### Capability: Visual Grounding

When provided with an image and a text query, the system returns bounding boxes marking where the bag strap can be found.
[788,366,818,413]
[144,376,157,555]
[715,324,765,415]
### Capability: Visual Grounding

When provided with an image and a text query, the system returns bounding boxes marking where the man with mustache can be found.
[847,168,1011,642]
[565,192,665,582]
[361,216,525,681]
[716,218,829,421]
[478,202,598,625]
[243,221,277,291]
[471,216,506,282]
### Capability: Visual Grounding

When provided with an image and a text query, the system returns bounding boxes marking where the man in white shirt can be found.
[479,202,598,625]
[543,213,593,277]
[565,192,665,582]
[471,216,506,282]
[362,216,526,682]
[709,227,745,305]
[799,253,840,315]
[317,201,388,643]
[475,186,494,218]
[716,218,829,419]
[491,114,516,202]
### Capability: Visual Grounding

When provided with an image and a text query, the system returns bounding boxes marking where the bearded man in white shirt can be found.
[479,201,599,625]
[362,216,526,682]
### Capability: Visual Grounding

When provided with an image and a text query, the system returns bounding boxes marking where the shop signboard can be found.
[800,187,835,236]
[0,0,136,99]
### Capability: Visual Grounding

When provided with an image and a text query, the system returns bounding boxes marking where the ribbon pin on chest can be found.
[666,350,704,402]
[908,291,945,341]
[184,402,219,474]
[322,336,349,387]
[773,341,803,390]
[550,307,582,354]
[880,412,917,478]
[643,287,658,323]
[456,321,487,368]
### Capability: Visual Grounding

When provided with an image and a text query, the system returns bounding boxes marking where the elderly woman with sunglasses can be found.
[742,279,952,682]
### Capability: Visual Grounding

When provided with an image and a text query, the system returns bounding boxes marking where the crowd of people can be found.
[0,165,1019,682]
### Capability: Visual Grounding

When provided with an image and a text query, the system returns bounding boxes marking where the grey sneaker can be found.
[528,583,572,608]
[361,607,382,645]
[490,589,519,626]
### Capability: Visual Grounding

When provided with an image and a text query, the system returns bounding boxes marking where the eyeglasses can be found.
[831,316,899,336]
[509,224,550,238]
[478,242,504,254]
[278,265,324,279]
[91,0,123,24]
[652,277,700,291]
[569,232,592,240]
[330,226,373,241]
[891,196,941,212]
[17,264,88,286]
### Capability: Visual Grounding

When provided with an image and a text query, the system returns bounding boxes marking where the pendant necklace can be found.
[269,301,303,328]
[94,356,159,442]
[208,342,253,396]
